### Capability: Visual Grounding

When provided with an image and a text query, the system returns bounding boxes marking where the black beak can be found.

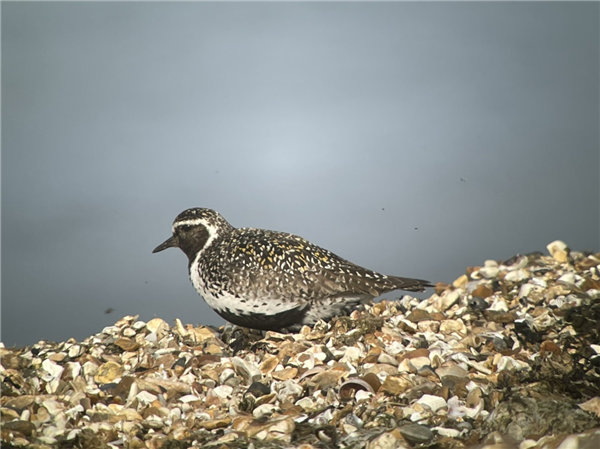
[152,236,178,253]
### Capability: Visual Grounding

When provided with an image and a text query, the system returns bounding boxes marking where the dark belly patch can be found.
[216,304,310,331]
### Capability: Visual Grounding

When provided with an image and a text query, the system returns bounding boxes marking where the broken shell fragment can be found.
[339,377,375,400]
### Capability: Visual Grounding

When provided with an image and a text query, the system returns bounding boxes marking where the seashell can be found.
[588,288,600,299]
[317,429,334,443]
[362,372,382,392]
[218,368,235,384]
[416,394,447,413]
[417,320,440,333]
[178,394,202,403]
[518,284,541,305]
[439,319,467,336]
[426,351,443,369]
[578,397,600,417]
[365,363,401,379]
[355,390,372,402]
[259,355,279,375]
[122,327,137,338]
[519,283,546,304]
[252,403,279,419]
[557,272,576,288]
[396,358,414,373]
[254,392,277,407]
[436,362,469,379]
[447,396,468,419]
[257,417,295,443]
[274,379,303,402]
[297,352,316,370]
[295,397,315,411]
[489,297,509,312]
[495,356,531,372]
[68,345,83,358]
[433,290,461,312]
[500,255,529,271]
[530,277,548,287]
[272,367,299,381]
[41,398,64,416]
[94,361,124,385]
[135,391,158,405]
[504,269,530,282]
[144,332,157,343]
[197,416,232,430]
[478,261,500,279]
[381,374,412,395]
[453,274,469,289]
[366,432,400,449]
[186,325,218,343]
[434,426,461,437]
[212,385,233,399]
[132,320,146,330]
[464,359,491,375]
[408,356,431,371]
[547,240,569,262]
[41,358,63,379]
[466,386,482,408]
[231,356,262,383]
[62,361,81,382]
[308,369,346,391]
[377,352,399,367]
[145,317,169,335]
[339,378,375,400]
[549,296,566,308]
[173,318,188,337]
[460,335,483,350]
[344,412,364,428]
[382,340,405,356]
[298,366,326,381]
[309,408,334,426]
[340,346,365,364]
[101,325,119,335]
[114,338,140,352]
[532,312,557,332]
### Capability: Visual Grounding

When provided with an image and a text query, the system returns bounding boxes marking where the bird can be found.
[153,208,432,332]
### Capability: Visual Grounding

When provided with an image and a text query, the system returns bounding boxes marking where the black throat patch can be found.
[178,225,211,264]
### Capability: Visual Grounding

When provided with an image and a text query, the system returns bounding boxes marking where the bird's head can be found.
[152,208,233,261]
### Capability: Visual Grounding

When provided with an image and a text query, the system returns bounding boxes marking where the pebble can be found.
[399,423,434,444]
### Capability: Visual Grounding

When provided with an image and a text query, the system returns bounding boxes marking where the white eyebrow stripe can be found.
[174,218,206,227]
[172,219,207,233]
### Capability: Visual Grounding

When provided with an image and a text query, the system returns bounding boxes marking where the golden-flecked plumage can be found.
[153,208,432,331]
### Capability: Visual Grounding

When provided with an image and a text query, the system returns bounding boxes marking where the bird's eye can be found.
[180,225,192,232]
